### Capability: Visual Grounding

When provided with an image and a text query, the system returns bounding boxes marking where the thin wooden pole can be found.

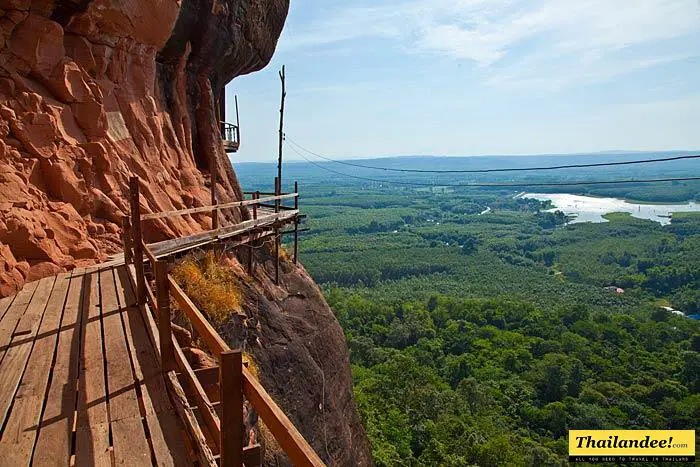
[247,233,254,276]
[277,66,286,193]
[220,350,243,467]
[219,92,226,133]
[155,261,175,371]
[122,215,133,265]
[274,178,280,285]
[293,181,299,265]
[235,95,240,146]
[129,177,146,306]
[253,191,258,220]
[211,162,219,231]
[247,191,258,277]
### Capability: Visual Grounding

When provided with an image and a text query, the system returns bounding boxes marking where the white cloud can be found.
[282,0,700,89]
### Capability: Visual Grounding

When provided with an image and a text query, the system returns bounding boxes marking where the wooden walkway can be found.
[0,179,323,467]
[0,265,190,466]
[147,207,299,260]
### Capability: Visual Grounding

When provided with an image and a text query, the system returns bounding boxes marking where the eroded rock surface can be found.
[222,250,374,466]
[0,0,286,295]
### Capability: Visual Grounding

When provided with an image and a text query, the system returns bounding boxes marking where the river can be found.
[521,193,700,225]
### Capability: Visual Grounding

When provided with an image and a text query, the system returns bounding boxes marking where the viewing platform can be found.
[222,122,240,153]
[220,94,241,154]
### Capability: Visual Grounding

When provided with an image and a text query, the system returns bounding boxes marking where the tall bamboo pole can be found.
[277,65,286,195]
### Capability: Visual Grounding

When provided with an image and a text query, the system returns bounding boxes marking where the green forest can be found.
[236,161,700,466]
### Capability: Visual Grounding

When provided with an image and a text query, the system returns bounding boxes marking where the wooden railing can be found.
[125,176,301,282]
[122,177,322,466]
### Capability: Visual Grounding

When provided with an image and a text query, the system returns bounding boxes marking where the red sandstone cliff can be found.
[0,0,285,294]
[0,1,371,464]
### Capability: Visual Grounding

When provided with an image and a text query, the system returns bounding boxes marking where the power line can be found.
[286,137,700,174]
[287,144,700,188]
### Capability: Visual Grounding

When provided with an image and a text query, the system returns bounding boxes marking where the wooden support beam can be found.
[274,178,280,285]
[122,215,133,264]
[143,242,158,266]
[294,181,299,265]
[246,235,254,276]
[220,350,244,467]
[130,177,146,306]
[277,65,285,193]
[253,191,259,220]
[219,92,226,131]
[155,261,175,371]
[211,133,219,230]
[235,95,240,147]
[248,191,259,277]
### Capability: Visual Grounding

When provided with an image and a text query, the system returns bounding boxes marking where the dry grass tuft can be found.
[171,251,243,325]
[279,245,291,262]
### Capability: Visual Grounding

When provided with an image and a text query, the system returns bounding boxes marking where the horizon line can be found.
[232,148,700,164]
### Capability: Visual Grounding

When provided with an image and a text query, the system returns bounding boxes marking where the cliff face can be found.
[223,251,373,466]
[0,0,372,464]
[0,0,285,295]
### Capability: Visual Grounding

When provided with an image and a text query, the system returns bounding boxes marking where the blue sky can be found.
[226,0,700,162]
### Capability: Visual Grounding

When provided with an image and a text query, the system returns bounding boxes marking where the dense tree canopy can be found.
[279,183,700,465]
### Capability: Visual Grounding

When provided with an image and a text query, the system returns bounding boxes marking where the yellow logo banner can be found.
[569,430,695,463]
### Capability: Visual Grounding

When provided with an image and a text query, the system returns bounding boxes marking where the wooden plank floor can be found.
[0,265,190,466]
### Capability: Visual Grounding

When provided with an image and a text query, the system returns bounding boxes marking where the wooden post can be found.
[219,92,226,134]
[277,66,286,194]
[211,165,219,231]
[274,178,280,285]
[155,260,175,371]
[129,177,146,306]
[234,95,240,147]
[293,181,299,265]
[220,350,244,467]
[122,215,133,265]
[247,191,258,277]
[252,191,258,220]
[247,232,254,276]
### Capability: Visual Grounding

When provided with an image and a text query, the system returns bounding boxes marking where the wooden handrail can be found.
[143,242,158,265]
[141,193,298,221]
[145,210,299,260]
[168,275,325,466]
[124,174,317,466]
